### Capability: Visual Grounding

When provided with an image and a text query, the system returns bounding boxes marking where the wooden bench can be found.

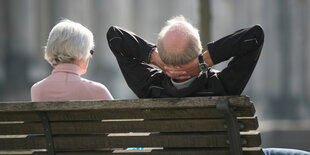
[0,96,262,155]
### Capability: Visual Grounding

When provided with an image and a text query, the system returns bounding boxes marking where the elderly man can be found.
[107,16,263,98]
[107,16,310,155]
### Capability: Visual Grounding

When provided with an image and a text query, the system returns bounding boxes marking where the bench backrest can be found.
[0,96,262,155]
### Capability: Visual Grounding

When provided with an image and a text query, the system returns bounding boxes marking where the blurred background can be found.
[0,0,309,151]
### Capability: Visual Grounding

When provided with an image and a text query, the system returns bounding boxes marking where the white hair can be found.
[157,15,202,65]
[44,19,94,66]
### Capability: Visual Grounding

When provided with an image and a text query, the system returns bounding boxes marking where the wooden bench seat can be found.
[0,96,263,155]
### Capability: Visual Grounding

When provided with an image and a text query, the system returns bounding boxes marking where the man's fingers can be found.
[175,76,191,80]
[165,72,173,78]
[169,71,186,74]
[164,65,182,70]
[166,72,190,80]
[165,71,189,79]
[164,66,174,70]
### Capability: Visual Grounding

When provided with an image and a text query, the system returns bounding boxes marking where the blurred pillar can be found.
[306,1,310,105]
[38,0,51,52]
[296,0,310,116]
[200,0,211,50]
[276,0,297,119]
[3,0,40,101]
[27,0,51,83]
[0,0,9,100]
[299,0,310,105]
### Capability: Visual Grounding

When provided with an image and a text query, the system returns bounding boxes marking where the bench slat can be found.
[0,108,254,122]
[49,118,255,134]
[60,148,263,155]
[0,135,46,149]
[0,122,44,134]
[0,117,258,134]
[47,108,254,120]
[52,119,229,134]
[241,132,262,147]
[53,148,262,155]
[0,148,263,155]
[0,112,41,121]
[53,133,228,148]
[48,108,222,120]
[0,96,250,112]
[0,132,260,150]
[243,147,264,155]
[54,133,259,149]
[0,107,254,121]
[0,150,47,155]
[238,117,259,131]
[50,118,257,134]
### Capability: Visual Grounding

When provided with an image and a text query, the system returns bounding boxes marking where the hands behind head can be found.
[164,59,200,80]
[150,48,208,81]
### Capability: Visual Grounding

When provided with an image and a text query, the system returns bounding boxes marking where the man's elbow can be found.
[252,24,264,43]
[106,26,120,42]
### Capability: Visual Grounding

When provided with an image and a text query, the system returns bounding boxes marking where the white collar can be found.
[171,76,198,89]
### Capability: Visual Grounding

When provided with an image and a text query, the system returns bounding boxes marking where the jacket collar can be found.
[163,72,208,97]
[52,63,83,76]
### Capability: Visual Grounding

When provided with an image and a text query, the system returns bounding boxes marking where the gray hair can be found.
[157,16,202,65]
[44,19,94,66]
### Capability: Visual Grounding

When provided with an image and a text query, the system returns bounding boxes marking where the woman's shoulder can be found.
[31,77,49,92]
[31,77,51,101]
[80,78,114,100]
[80,78,105,88]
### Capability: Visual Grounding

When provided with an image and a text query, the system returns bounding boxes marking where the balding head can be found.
[162,25,190,54]
[157,16,202,65]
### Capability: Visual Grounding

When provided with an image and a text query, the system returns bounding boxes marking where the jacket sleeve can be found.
[207,24,264,65]
[106,26,163,98]
[206,25,265,95]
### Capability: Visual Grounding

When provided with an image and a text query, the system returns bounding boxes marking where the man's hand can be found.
[150,48,190,80]
[164,59,200,79]
[150,49,214,81]
[150,48,165,71]
[164,51,214,79]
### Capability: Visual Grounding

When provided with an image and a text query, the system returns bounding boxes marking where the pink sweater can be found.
[31,63,113,101]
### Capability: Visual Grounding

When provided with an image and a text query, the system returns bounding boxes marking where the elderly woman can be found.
[31,19,113,101]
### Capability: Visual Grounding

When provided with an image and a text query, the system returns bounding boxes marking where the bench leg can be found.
[38,112,55,155]
[216,100,243,155]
